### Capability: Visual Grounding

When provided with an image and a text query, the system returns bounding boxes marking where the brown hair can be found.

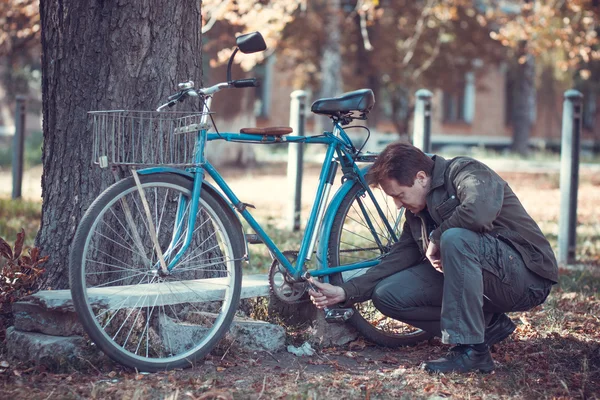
[366,141,434,187]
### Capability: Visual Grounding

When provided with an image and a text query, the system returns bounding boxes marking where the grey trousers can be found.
[371,228,552,344]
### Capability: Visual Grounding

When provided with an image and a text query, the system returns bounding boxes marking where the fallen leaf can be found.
[197,389,233,400]
[348,339,367,351]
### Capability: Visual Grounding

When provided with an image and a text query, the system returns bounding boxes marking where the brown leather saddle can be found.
[239,126,293,141]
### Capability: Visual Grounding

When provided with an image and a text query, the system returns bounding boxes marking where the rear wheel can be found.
[327,182,431,346]
[69,173,244,371]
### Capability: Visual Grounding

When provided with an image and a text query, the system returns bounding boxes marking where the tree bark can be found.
[511,41,536,156]
[37,0,202,289]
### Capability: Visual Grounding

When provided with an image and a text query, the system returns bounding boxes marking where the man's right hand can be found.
[426,241,443,273]
[307,278,346,309]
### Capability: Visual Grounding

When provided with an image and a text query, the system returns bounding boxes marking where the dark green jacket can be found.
[339,155,558,305]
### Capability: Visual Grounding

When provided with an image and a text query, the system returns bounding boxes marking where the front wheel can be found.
[69,173,245,371]
[327,182,432,347]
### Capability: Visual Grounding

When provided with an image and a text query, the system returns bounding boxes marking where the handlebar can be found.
[231,78,260,88]
[156,79,260,111]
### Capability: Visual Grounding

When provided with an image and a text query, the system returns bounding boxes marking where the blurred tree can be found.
[0,0,40,93]
[0,0,41,126]
[278,0,505,136]
[37,0,203,288]
[200,1,301,164]
[488,0,600,153]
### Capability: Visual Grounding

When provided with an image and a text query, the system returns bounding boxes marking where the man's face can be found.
[380,172,429,214]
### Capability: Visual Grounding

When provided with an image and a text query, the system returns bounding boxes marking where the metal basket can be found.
[89,110,211,168]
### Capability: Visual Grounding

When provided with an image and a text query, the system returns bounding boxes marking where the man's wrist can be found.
[337,286,347,303]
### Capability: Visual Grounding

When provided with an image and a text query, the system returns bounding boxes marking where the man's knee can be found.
[372,280,396,311]
[440,228,479,253]
[372,276,422,311]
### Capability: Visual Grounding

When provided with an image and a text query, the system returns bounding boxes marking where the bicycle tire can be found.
[327,181,432,347]
[69,173,244,371]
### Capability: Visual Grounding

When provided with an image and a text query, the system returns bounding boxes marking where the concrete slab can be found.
[23,273,270,308]
[13,274,271,336]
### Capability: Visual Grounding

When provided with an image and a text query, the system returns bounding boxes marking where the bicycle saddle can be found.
[240,126,293,136]
[311,89,375,116]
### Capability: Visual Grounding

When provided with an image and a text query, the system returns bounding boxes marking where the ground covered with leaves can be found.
[1,162,599,399]
[1,269,599,399]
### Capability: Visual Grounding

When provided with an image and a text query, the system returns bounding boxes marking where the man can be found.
[309,142,557,373]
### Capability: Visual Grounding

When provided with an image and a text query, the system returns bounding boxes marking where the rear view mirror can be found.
[236,32,267,54]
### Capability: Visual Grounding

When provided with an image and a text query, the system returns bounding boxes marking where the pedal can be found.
[324,308,354,323]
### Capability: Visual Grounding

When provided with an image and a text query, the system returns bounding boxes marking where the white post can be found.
[288,90,307,231]
[413,89,433,153]
[558,89,583,266]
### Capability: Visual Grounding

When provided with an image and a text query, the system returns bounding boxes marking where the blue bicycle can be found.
[69,32,430,372]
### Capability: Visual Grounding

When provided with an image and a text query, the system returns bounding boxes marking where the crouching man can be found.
[309,142,557,373]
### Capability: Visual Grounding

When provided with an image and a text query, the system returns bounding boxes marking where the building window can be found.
[442,72,475,124]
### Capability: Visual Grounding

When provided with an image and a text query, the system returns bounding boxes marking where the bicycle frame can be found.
[141,96,399,281]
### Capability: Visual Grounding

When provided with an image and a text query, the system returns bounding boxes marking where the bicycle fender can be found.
[316,165,372,275]
[137,166,194,179]
[136,167,249,258]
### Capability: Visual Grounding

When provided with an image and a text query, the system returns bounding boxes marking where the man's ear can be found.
[416,171,428,185]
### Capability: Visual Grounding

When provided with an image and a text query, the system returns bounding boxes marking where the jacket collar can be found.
[428,154,450,193]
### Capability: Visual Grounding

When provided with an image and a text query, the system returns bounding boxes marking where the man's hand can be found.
[426,241,443,273]
[307,278,346,309]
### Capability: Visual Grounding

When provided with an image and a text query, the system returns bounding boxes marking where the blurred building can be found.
[251,56,599,153]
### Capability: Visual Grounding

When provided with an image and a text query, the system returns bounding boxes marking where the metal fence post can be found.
[413,89,433,153]
[12,95,27,199]
[288,90,307,231]
[558,89,583,265]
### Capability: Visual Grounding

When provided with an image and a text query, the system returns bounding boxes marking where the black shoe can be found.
[424,344,495,374]
[484,313,516,347]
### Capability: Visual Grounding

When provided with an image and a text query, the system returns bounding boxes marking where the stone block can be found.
[12,299,84,336]
[308,312,358,348]
[159,313,286,354]
[5,327,90,368]
[229,317,286,352]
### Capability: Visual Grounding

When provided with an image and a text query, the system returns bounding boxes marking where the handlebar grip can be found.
[231,78,260,88]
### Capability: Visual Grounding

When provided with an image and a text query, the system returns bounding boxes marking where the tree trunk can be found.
[314,0,343,135]
[37,0,202,289]
[511,42,536,156]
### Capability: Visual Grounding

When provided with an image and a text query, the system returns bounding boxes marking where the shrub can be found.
[0,229,48,341]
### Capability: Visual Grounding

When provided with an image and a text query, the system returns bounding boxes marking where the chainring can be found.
[268,250,309,304]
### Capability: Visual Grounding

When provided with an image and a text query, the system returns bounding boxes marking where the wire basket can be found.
[89,110,211,168]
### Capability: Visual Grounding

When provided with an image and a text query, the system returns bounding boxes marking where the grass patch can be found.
[0,130,44,168]
[0,197,41,246]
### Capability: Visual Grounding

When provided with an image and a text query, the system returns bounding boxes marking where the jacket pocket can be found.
[436,195,460,220]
